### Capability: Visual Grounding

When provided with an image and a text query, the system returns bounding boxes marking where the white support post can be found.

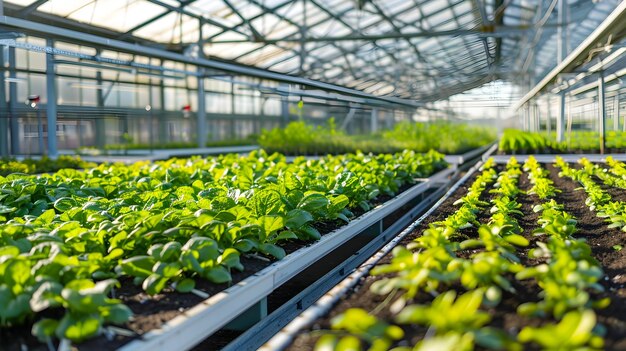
[566,94,572,142]
[613,94,620,131]
[598,72,606,154]
[0,45,8,157]
[197,72,207,148]
[370,108,378,133]
[45,38,58,157]
[557,92,566,142]
[340,106,357,131]
[8,46,18,154]
[546,96,551,135]
[533,103,540,132]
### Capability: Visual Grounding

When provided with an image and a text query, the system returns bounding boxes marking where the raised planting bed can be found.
[0,149,453,351]
[267,155,626,351]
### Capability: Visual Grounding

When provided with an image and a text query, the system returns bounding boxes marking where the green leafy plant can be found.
[518,310,604,350]
[315,308,404,351]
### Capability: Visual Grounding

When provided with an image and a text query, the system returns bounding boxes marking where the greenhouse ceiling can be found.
[1,0,623,102]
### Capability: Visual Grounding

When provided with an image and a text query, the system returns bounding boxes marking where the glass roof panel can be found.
[133,12,199,43]
[37,0,93,17]
[4,0,623,102]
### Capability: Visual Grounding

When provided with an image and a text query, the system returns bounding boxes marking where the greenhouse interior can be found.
[1,0,626,350]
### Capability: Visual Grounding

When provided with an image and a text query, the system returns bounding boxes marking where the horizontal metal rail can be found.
[443,142,497,165]
[118,166,455,351]
[262,155,488,351]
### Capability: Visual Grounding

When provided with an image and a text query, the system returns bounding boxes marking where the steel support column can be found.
[613,94,620,131]
[546,97,551,134]
[8,46,18,154]
[557,92,566,141]
[280,85,289,127]
[230,80,236,139]
[0,46,8,157]
[158,76,167,142]
[598,72,606,154]
[340,106,357,131]
[197,73,207,148]
[45,38,57,157]
[95,49,106,149]
[370,108,378,133]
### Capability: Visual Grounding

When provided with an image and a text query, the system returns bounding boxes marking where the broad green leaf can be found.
[32,318,59,342]
[330,195,349,211]
[102,304,132,324]
[119,256,156,278]
[0,245,20,258]
[54,197,78,212]
[5,259,30,287]
[258,215,284,236]
[285,209,313,229]
[298,193,329,213]
[175,278,195,293]
[250,189,283,216]
[274,230,298,241]
[142,274,169,295]
[259,243,285,260]
[218,248,244,271]
[55,312,103,341]
[37,209,56,224]
[203,266,232,284]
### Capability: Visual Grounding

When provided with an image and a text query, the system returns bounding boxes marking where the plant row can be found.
[259,121,495,156]
[313,156,608,351]
[0,156,95,177]
[0,149,447,344]
[556,156,626,230]
[499,129,626,154]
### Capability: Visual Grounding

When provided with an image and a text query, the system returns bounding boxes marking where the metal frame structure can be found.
[0,0,605,102]
[0,0,622,157]
[510,0,626,151]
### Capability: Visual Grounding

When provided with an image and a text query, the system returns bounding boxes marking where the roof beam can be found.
[209,25,548,44]
[118,0,201,40]
[16,0,47,17]
[144,0,248,36]
[204,0,297,43]
[471,0,495,67]
[221,0,263,41]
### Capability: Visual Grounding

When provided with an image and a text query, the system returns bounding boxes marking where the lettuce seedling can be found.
[314,308,404,351]
[518,310,604,350]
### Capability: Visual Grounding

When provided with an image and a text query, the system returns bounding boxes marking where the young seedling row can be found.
[288,156,626,351]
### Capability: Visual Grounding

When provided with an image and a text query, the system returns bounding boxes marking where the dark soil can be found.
[0,178,434,351]
[287,163,626,351]
[547,163,626,350]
